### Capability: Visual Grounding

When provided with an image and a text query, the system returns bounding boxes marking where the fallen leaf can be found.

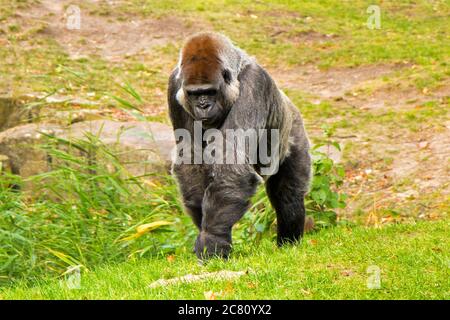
[247,282,257,289]
[136,221,173,234]
[429,212,440,220]
[204,291,222,300]
[300,288,312,295]
[340,270,355,277]
[381,215,394,224]
[120,221,173,241]
[166,255,175,263]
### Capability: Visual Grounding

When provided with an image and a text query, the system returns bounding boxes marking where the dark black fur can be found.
[168,33,311,259]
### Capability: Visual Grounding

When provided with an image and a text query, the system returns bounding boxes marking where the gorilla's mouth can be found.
[193,107,220,127]
[195,114,222,129]
[200,116,214,123]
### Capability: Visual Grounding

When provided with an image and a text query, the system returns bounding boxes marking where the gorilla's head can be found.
[175,33,242,128]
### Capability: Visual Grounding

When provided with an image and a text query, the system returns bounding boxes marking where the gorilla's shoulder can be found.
[238,62,278,92]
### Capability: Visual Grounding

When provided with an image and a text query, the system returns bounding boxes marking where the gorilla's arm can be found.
[196,64,284,258]
[168,70,207,230]
[168,70,193,131]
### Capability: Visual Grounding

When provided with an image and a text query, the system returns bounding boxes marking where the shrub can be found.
[234,126,347,243]
[0,133,179,286]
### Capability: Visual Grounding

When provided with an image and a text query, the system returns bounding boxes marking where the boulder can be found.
[0,154,12,173]
[0,97,31,131]
[0,123,63,177]
[61,120,175,176]
[0,120,175,179]
[0,95,108,132]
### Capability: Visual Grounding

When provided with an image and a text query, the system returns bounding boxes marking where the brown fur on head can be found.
[175,33,249,127]
[180,33,223,86]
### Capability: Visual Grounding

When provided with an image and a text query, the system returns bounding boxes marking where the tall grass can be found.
[0,130,346,286]
[0,82,347,286]
[0,131,185,286]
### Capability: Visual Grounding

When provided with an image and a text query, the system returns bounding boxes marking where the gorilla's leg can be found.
[266,146,311,246]
[173,164,209,230]
[195,166,260,259]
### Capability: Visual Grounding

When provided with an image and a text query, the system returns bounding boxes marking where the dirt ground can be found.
[14,0,207,60]
[5,0,450,222]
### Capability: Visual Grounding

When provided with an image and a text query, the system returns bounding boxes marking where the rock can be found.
[0,154,11,173]
[0,123,63,177]
[0,95,107,132]
[61,120,175,176]
[0,120,175,180]
[48,109,109,125]
[0,97,31,131]
[23,93,100,107]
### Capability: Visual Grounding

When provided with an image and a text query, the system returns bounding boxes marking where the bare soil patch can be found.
[272,63,405,99]
[271,30,338,44]
[344,82,450,110]
[14,0,206,60]
[390,121,450,192]
[271,63,448,110]
[272,62,449,219]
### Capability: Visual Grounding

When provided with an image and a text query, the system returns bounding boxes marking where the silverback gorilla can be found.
[168,32,311,259]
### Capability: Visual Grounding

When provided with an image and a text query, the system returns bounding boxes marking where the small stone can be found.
[397,190,419,199]
[418,141,428,149]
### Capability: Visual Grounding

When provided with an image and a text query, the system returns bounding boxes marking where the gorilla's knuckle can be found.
[195,232,231,259]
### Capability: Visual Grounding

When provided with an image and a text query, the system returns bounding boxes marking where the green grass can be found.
[0,131,345,286]
[0,0,449,299]
[1,219,448,299]
[1,1,448,99]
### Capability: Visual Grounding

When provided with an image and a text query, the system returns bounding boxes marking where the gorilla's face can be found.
[177,67,238,129]
[183,71,236,129]
[184,84,224,128]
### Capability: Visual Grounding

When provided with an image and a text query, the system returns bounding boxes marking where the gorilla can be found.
[168,32,311,259]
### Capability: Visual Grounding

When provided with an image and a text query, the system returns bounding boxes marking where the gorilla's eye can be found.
[187,89,217,96]
[203,89,217,96]
[222,69,232,84]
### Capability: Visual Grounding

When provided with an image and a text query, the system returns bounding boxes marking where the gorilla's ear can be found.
[222,69,232,85]
[222,68,240,103]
